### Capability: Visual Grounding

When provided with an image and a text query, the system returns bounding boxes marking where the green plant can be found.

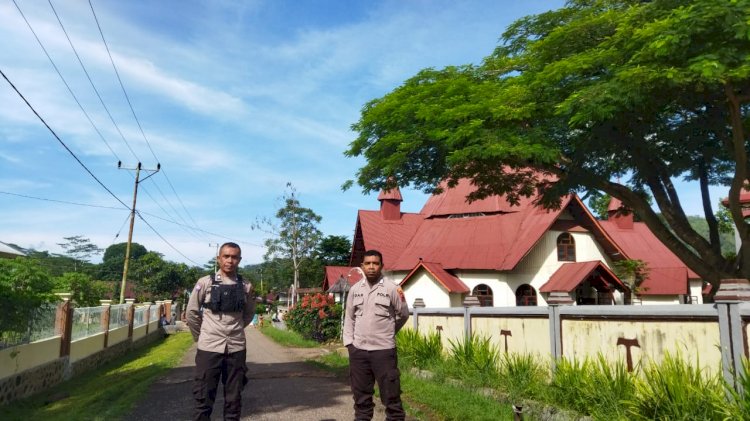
[725,359,750,420]
[548,355,635,420]
[626,353,726,420]
[498,352,547,402]
[445,334,500,387]
[259,323,319,348]
[396,329,443,369]
[284,293,342,342]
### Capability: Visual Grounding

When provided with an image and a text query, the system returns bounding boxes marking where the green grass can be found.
[306,350,349,377]
[258,324,319,348]
[401,370,515,420]
[0,332,194,421]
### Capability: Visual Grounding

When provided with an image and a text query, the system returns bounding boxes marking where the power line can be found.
[47,0,140,161]
[0,190,262,248]
[88,0,206,240]
[11,0,121,161]
[0,191,125,210]
[0,68,130,210]
[136,212,201,266]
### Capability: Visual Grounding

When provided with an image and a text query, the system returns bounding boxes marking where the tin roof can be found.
[599,220,697,295]
[400,261,469,293]
[540,261,625,293]
[322,266,355,291]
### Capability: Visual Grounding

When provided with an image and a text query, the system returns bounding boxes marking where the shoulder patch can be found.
[194,283,202,291]
[396,287,405,302]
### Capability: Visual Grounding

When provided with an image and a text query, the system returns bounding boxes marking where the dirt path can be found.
[124,327,387,420]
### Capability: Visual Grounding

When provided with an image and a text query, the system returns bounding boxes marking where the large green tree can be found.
[255,184,323,301]
[316,235,352,266]
[99,242,148,282]
[0,258,56,335]
[346,0,750,289]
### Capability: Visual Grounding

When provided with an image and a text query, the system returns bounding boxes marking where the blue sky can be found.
[0,0,726,266]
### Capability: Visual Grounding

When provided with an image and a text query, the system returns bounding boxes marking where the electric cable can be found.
[11,0,121,162]
[88,0,207,240]
[135,212,202,266]
[0,68,129,210]
[47,0,140,161]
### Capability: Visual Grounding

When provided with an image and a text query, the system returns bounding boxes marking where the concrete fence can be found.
[410,279,750,394]
[0,296,175,406]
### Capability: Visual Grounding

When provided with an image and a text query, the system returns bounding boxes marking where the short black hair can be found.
[363,249,383,265]
[219,242,241,254]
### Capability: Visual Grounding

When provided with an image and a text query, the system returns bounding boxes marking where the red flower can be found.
[318,309,326,319]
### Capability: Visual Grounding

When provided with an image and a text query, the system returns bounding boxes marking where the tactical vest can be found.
[204,274,246,313]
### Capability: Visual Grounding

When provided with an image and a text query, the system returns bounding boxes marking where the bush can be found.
[285,293,342,343]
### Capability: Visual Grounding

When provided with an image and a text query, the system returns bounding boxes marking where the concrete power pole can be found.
[118,161,160,304]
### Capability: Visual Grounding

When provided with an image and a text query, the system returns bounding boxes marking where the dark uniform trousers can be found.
[348,346,405,421]
[193,348,247,421]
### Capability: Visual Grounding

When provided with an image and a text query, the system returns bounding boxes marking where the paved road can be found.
[124,327,388,420]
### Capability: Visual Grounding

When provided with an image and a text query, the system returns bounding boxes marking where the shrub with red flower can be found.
[285,293,342,342]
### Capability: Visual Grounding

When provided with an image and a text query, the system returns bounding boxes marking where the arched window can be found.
[515,284,538,306]
[472,284,493,307]
[557,233,576,262]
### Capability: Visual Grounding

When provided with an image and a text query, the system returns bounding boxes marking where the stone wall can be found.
[0,329,165,406]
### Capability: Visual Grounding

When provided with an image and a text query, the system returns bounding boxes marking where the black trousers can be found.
[348,346,405,421]
[193,348,247,421]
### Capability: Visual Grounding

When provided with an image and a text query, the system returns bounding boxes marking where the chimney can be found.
[607,197,633,229]
[378,185,403,221]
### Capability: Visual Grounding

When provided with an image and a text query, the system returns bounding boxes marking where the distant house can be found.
[0,242,25,259]
[349,178,701,308]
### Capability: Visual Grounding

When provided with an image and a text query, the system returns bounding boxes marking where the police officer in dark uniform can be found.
[344,249,410,420]
[187,242,255,421]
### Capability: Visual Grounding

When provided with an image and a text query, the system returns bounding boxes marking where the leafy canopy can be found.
[347,0,750,287]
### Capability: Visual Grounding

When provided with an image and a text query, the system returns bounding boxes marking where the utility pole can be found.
[209,243,219,273]
[118,161,160,304]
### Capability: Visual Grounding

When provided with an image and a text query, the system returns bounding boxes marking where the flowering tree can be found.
[285,293,342,342]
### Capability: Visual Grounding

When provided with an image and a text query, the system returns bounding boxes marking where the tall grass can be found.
[396,329,442,369]
[498,352,547,402]
[393,329,750,419]
[626,353,727,420]
[725,359,750,420]
[548,355,634,420]
[444,335,500,387]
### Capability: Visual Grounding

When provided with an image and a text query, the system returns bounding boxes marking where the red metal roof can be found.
[356,210,424,270]
[638,267,689,295]
[400,261,469,293]
[540,261,626,293]
[322,266,355,290]
[421,178,539,217]
[391,196,567,271]
[599,220,697,295]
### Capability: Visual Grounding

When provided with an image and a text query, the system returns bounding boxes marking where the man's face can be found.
[218,246,242,275]
[361,255,383,282]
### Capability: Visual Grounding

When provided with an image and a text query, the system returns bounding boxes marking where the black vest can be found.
[204,274,246,313]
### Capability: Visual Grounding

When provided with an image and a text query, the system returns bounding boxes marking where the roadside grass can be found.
[306,351,349,377]
[0,332,194,421]
[401,370,516,420]
[258,323,319,348]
